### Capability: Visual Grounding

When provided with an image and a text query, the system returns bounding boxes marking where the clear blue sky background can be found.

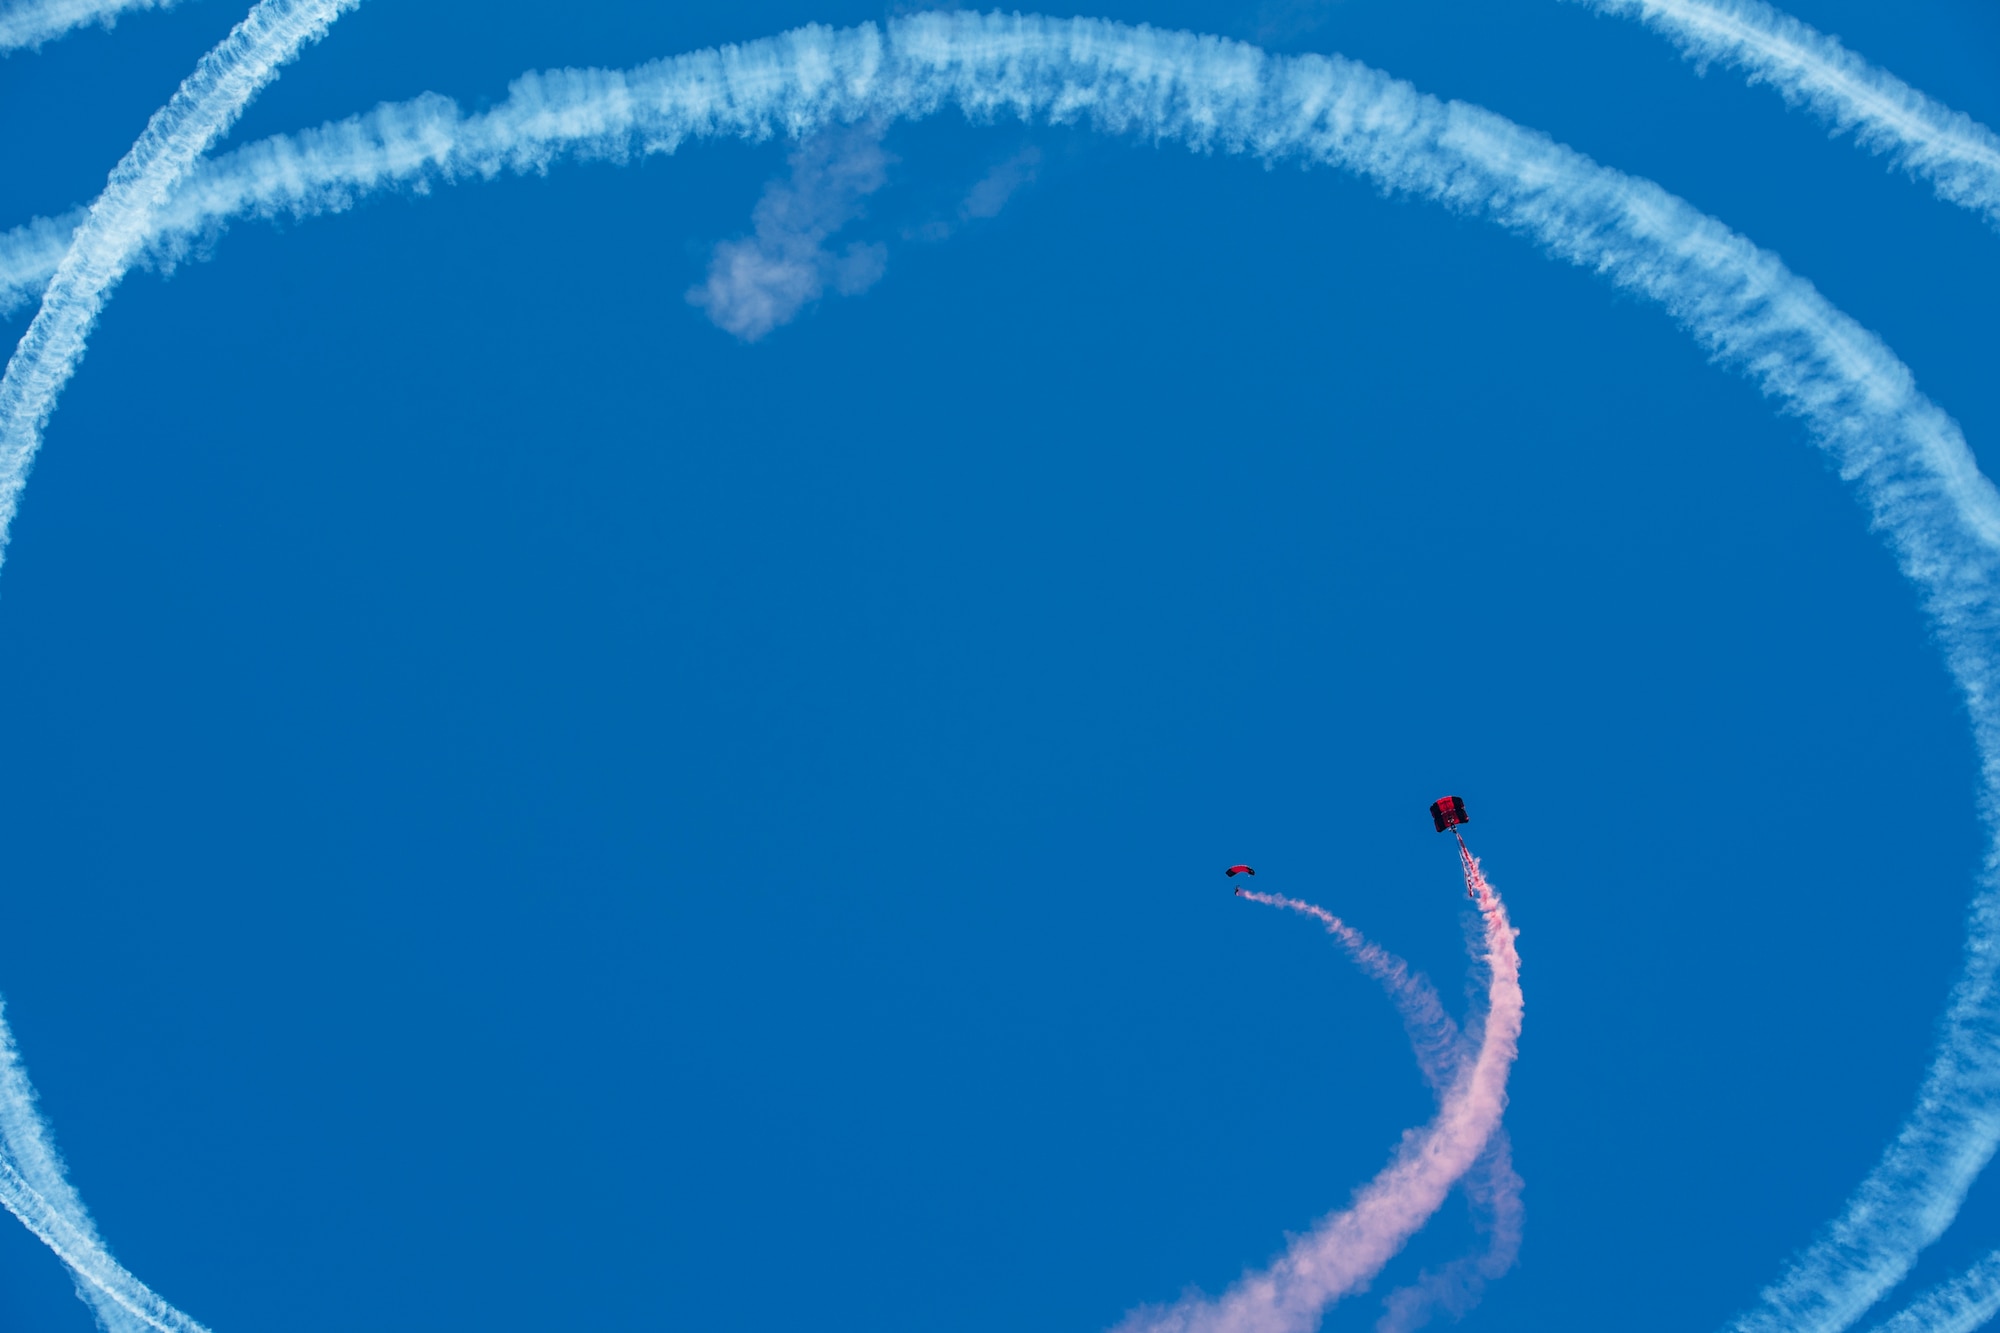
[1,2,1997,1330]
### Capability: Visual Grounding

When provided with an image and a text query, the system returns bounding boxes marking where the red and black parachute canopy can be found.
[1224,865,1256,878]
[1430,796,1469,832]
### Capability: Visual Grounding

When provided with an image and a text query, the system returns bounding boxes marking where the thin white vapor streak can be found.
[1575,0,2000,230]
[0,1,357,1323]
[0,1000,149,1332]
[1,13,1996,1333]
[0,1157,210,1333]
[0,0,178,52]
[1867,1250,2000,1333]
[0,0,358,569]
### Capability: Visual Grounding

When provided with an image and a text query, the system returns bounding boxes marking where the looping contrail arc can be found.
[1574,0,2000,230]
[0,2,359,1329]
[3,10,1998,1333]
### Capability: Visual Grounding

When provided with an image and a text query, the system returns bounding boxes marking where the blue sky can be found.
[0,2,1997,1331]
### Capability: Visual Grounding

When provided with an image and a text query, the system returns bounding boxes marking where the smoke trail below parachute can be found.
[1234,888,1524,1333]
[1378,1133,1523,1333]
[1117,864,1523,1333]
[0,4,358,1325]
[0,13,1996,1332]
[1374,841,1528,1333]
[1572,0,2000,231]
[0,0,179,53]
[1235,890,1463,1086]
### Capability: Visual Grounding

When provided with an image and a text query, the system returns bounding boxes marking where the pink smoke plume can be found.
[1377,1133,1522,1333]
[1234,878,1524,1333]
[1120,853,1523,1333]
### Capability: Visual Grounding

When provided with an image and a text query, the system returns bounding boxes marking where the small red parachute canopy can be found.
[1224,865,1256,878]
[1430,796,1469,833]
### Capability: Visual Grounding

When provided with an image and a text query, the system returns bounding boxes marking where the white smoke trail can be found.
[0,5,358,1324]
[0,211,83,318]
[0,1155,210,1333]
[1867,1250,2000,1333]
[1573,0,2000,230]
[0,1000,153,1332]
[3,14,1998,1332]
[0,0,179,53]
[0,0,357,566]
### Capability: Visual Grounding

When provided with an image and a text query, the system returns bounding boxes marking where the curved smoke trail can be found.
[1235,888,1524,1333]
[1378,1133,1522,1333]
[0,0,358,564]
[17,37,1995,1330]
[1117,868,1522,1333]
[1574,0,2000,230]
[4,12,1999,1333]
[0,4,359,1326]
[1866,1249,2000,1333]
[0,0,181,54]
[1238,891,1465,1087]
[0,1156,210,1333]
[0,1002,158,1333]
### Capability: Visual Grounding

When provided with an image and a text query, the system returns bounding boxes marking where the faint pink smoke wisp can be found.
[1235,891,1464,1094]
[1121,864,1523,1333]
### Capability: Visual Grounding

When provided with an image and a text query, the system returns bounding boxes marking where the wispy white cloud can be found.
[907,144,1041,242]
[4,16,2000,1332]
[689,123,890,341]
[1575,0,2000,230]
[0,0,179,54]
